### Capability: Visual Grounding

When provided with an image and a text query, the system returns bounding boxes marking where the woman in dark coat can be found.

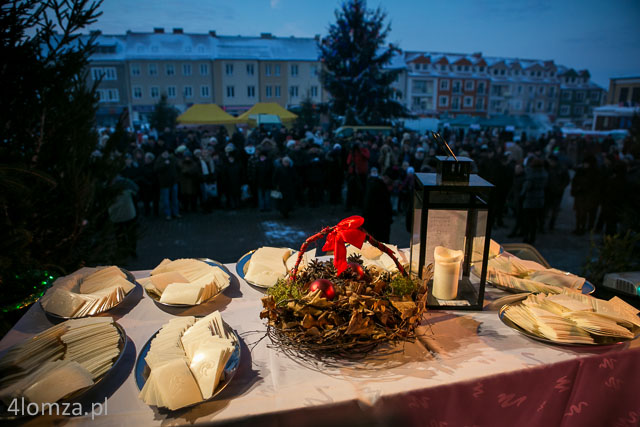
[178,150,201,212]
[363,168,393,243]
[571,155,600,235]
[520,157,548,244]
[273,156,297,218]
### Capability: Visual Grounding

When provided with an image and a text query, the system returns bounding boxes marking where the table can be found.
[1,263,639,427]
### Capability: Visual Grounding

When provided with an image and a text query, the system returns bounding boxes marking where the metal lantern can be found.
[410,156,494,310]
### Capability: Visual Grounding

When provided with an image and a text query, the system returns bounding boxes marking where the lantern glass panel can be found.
[410,172,493,310]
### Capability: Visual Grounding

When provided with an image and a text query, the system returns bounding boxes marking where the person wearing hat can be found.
[178,149,201,213]
[273,156,297,218]
[324,143,344,205]
[154,148,180,220]
[363,167,393,243]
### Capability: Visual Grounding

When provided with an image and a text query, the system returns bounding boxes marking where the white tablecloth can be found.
[1,264,639,426]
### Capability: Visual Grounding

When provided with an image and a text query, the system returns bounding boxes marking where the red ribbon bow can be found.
[322,215,366,275]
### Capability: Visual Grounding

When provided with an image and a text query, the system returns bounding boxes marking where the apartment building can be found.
[88,30,323,124]
[88,34,130,124]
[607,76,640,105]
[397,51,604,125]
[556,68,605,126]
[403,52,490,117]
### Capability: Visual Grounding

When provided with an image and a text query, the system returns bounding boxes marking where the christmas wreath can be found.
[260,216,431,358]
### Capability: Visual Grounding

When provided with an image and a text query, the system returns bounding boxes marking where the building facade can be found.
[556,68,606,126]
[396,51,603,125]
[88,29,324,124]
[88,30,606,127]
[607,76,640,106]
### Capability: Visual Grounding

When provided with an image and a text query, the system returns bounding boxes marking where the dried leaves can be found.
[261,259,432,354]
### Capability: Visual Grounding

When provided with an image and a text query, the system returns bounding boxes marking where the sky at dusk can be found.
[86,0,640,89]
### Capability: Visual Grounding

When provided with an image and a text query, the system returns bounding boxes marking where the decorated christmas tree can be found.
[318,0,408,125]
[0,0,124,311]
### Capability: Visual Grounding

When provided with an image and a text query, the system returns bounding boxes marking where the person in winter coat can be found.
[178,150,201,212]
[219,144,244,210]
[520,157,548,244]
[273,156,297,218]
[363,168,393,243]
[154,149,180,220]
[346,140,371,209]
[543,154,570,231]
[249,148,275,211]
[325,143,344,205]
[306,147,325,208]
[571,155,600,235]
[139,152,159,216]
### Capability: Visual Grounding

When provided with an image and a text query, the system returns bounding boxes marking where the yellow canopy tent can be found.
[177,104,239,125]
[236,102,298,126]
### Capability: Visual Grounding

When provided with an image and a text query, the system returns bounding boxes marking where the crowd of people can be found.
[102,122,640,249]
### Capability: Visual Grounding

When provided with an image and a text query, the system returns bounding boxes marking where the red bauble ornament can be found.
[346,262,365,279]
[308,279,336,300]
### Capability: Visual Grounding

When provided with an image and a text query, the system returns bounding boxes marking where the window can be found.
[549,87,555,97]
[538,86,545,95]
[440,79,449,90]
[477,82,485,94]
[562,91,572,100]
[183,63,192,76]
[91,67,117,81]
[104,67,116,80]
[464,96,473,107]
[225,64,233,75]
[105,88,119,101]
[166,64,175,76]
[591,91,600,102]
[517,85,523,94]
[274,65,281,76]
[475,97,484,110]
[465,80,474,91]
[452,96,460,109]
[289,85,299,97]
[440,65,446,71]
[200,63,209,75]
[575,91,585,102]
[478,66,484,72]
[548,102,555,112]
[464,66,469,72]
[619,88,629,103]
[439,96,448,107]
[457,65,462,72]
[310,86,318,97]
[265,64,272,76]
[311,65,318,76]
[183,86,193,98]
[493,69,498,75]
[412,80,431,94]
[200,85,210,98]
[91,68,102,80]
[528,86,534,94]
[132,86,142,99]
[560,105,570,115]
[246,64,254,76]
[275,85,281,97]
[247,85,256,97]
[167,86,176,98]
[291,64,298,76]
[537,101,544,110]
[574,105,584,115]
[148,63,158,76]
[226,86,235,98]
[131,64,140,76]
[266,86,272,97]
[514,100,522,110]
[452,80,461,93]
[150,86,159,98]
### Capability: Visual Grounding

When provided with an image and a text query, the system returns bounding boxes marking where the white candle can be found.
[433,246,464,300]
